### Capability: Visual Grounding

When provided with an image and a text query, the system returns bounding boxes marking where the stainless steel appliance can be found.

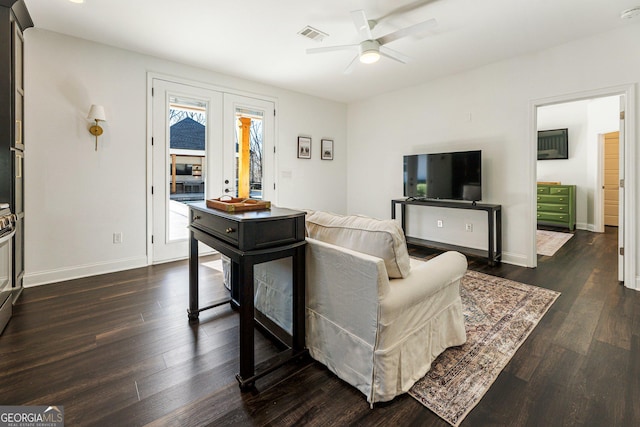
[0,203,16,334]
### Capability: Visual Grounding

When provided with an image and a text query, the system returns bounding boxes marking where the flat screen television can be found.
[403,150,482,202]
[538,128,568,160]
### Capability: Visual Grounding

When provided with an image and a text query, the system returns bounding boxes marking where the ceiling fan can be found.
[306,9,437,74]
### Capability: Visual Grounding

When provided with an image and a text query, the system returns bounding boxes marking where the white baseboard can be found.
[24,256,148,288]
[501,251,529,267]
[576,222,594,232]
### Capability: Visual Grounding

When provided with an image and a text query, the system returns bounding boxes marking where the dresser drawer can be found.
[537,194,570,204]
[537,186,550,194]
[538,203,569,213]
[549,187,570,195]
[191,210,239,246]
[537,212,569,222]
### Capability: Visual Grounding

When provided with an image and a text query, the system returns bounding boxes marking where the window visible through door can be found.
[233,107,264,199]
[168,96,206,241]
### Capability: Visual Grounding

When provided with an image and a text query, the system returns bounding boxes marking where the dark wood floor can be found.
[1,227,638,426]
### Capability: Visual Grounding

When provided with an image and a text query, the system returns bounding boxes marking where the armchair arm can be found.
[381,251,467,315]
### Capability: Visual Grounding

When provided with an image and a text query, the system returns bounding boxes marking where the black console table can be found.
[188,201,307,390]
[391,199,502,266]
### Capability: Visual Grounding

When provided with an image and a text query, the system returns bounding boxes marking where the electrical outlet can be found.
[113,232,123,244]
[465,223,473,232]
[437,220,443,228]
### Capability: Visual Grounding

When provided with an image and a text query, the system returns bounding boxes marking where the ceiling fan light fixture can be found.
[360,50,380,64]
[359,40,380,64]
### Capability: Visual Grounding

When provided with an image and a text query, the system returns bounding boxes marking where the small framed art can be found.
[298,137,311,159]
[321,139,334,160]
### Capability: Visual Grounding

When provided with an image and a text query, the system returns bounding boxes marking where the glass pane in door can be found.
[234,108,264,199]
[168,96,206,241]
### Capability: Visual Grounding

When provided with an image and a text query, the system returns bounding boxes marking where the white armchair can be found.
[254,211,467,405]
[305,238,467,405]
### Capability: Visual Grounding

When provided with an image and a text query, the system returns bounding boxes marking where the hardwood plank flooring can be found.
[1,226,639,426]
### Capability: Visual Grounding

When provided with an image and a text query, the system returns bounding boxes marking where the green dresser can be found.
[537,184,576,230]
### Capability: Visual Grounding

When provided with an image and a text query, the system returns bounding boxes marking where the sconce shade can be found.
[87,104,106,122]
[88,104,106,151]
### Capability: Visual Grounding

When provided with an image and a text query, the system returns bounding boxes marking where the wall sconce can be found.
[87,104,106,151]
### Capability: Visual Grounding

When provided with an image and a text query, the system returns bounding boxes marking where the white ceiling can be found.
[22,0,640,103]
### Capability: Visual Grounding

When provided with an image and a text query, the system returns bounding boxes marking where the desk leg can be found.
[488,210,495,266]
[188,230,199,322]
[292,245,306,352]
[496,208,502,263]
[236,256,255,390]
[230,261,240,309]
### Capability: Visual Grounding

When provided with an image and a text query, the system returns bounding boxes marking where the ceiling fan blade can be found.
[350,9,372,40]
[377,18,437,46]
[379,46,411,64]
[306,44,358,55]
[376,0,439,22]
[343,55,360,75]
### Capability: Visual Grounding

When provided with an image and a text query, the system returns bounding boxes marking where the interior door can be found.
[223,94,276,202]
[603,131,619,226]
[151,79,223,263]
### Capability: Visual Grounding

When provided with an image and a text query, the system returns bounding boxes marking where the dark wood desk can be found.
[188,202,307,390]
[391,198,502,266]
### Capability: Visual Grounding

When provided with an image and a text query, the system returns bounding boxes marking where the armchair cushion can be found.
[305,211,411,278]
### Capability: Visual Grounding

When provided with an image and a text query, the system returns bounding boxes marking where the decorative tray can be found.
[206,197,271,212]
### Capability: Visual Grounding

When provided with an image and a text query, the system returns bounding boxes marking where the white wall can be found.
[347,22,640,274]
[24,29,347,286]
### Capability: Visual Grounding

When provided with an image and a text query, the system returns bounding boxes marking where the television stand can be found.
[391,199,502,266]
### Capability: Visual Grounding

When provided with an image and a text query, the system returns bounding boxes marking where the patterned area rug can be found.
[408,270,560,427]
[536,229,573,256]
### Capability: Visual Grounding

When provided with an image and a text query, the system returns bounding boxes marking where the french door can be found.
[152,79,222,263]
[222,93,275,201]
[151,79,275,263]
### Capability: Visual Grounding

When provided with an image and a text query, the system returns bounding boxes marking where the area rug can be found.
[536,229,573,256]
[408,270,560,427]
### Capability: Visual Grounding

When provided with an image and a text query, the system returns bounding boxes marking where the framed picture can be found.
[321,139,334,160]
[298,136,311,159]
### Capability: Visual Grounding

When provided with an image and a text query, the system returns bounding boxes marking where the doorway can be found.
[531,85,635,287]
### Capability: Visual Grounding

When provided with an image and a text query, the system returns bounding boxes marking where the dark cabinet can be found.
[0,1,32,297]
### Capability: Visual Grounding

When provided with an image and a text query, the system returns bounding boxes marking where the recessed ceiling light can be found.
[621,7,640,19]
[69,0,85,3]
